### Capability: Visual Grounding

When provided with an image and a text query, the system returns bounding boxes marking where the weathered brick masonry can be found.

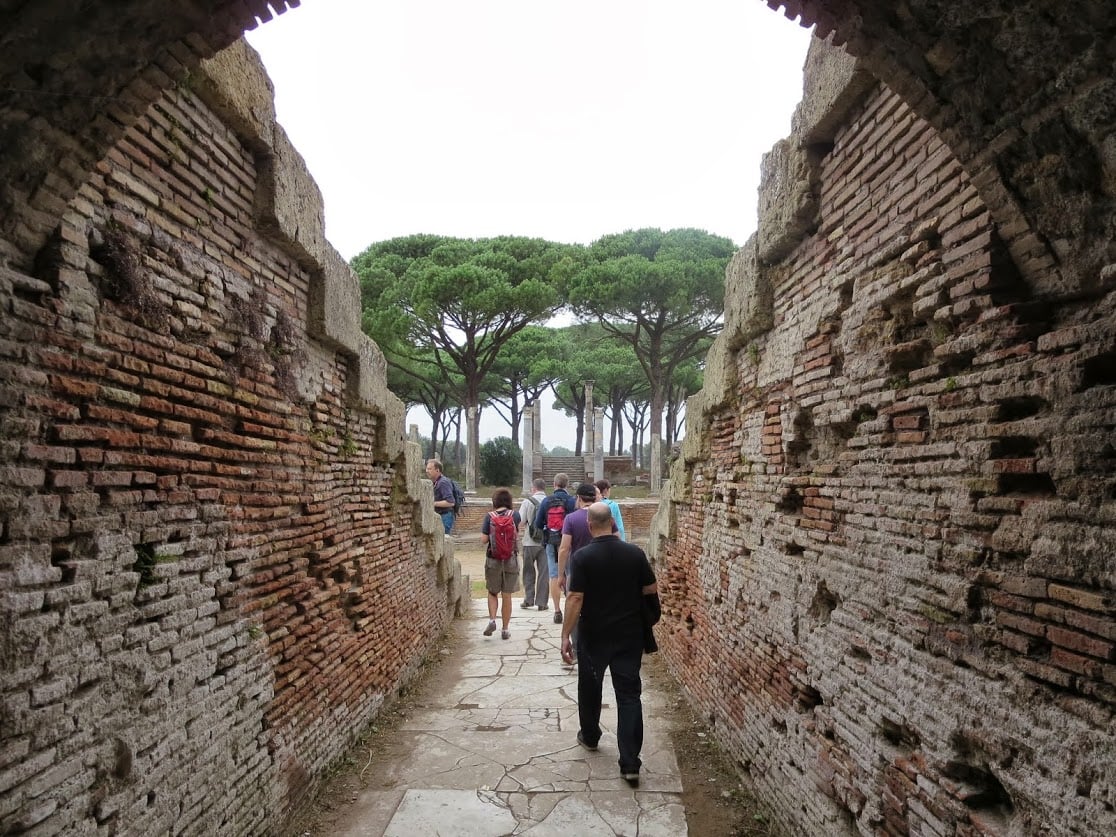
[5,3,1116,836]
[0,43,465,833]
[650,42,1116,836]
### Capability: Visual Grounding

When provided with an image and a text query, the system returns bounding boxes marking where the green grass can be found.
[609,485,651,500]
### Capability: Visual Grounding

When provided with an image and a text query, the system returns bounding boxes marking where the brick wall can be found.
[652,44,1116,837]
[0,45,462,834]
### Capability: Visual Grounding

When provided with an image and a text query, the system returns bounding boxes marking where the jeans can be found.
[439,510,455,534]
[576,637,644,774]
[521,544,547,606]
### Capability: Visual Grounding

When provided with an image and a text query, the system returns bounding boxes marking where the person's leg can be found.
[609,644,644,776]
[483,561,498,635]
[576,640,607,746]
[484,591,498,636]
[521,546,536,607]
[546,543,562,620]
[534,548,549,609]
[500,591,512,630]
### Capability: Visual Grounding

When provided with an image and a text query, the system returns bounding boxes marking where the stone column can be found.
[465,404,478,490]
[521,402,534,494]
[593,407,605,481]
[408,423,420,446]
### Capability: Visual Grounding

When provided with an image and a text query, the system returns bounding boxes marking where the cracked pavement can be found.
[333,598,686,836]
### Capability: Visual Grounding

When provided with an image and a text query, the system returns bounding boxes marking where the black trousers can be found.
[576,638,644,774]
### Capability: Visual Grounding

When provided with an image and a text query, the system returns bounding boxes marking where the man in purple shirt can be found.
[557,481,599,585]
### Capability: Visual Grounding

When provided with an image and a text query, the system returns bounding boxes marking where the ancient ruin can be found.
[2,2,1113,835]
[650,38,1115,835]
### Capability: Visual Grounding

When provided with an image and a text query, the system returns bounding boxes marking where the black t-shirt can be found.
[568,535,656,644]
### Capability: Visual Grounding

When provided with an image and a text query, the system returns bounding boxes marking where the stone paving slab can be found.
[334,599,687,836]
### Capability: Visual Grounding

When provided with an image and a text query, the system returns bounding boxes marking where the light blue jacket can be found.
[603,497,626,541]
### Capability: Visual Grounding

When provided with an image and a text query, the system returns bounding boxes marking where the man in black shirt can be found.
[560,502,659,786]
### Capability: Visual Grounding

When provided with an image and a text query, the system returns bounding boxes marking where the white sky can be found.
[245,0,814,449]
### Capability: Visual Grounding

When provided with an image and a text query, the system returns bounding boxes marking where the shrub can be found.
[480,437,522,487]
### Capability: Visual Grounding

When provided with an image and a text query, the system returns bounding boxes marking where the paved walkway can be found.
[334,598,687,836]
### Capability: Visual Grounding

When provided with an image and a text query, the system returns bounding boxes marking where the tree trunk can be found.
[509,387,521,447]
[453,413,462,469]
[650,379,663,494]
[429,406,443,459]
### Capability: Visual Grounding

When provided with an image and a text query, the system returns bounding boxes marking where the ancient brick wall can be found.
[0,43,465,834]
[651,41,1116,836]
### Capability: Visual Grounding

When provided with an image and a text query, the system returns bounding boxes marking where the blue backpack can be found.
[449,479,465,517]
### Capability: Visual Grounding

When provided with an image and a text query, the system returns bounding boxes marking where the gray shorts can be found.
[485,554,521,594]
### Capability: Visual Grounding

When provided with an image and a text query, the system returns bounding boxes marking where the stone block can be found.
[757,138,819,264]
[791,37,876,147]
[722,237,774,348]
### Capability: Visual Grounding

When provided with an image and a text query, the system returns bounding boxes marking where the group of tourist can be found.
[425,460,659,788]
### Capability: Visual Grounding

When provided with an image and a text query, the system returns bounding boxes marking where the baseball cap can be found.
[575,482,598,502]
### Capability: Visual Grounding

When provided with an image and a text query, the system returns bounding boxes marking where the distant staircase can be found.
[540,455,590,487]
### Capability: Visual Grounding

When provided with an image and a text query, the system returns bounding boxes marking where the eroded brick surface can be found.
[653,68,1116,836]
[0,56,456,836]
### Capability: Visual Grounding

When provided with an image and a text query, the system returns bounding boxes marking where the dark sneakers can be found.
[576,731,598,751]
[620,758,641,787]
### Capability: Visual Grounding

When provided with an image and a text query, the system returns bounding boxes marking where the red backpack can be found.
[545,500,567,536]
[487,510,517,561]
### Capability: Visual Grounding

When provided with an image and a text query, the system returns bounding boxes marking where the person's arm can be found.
[433,480,452,511]
[613,503,626,541]
[480,512,490,546]
[560,591,583,663]
[557,533,573,589]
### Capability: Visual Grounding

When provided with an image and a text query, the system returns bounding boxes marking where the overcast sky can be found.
[245,0,814,448]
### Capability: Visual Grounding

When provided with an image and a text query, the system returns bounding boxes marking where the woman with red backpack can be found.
[480,487,521,640]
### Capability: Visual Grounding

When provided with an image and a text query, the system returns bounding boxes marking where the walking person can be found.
[518,478,549,611]
[560,503,659,787]
[556,481,601,584]
[532,473,575,623]
[556,481,601,666]
[595,479,626,541]
[480,488,520,640]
